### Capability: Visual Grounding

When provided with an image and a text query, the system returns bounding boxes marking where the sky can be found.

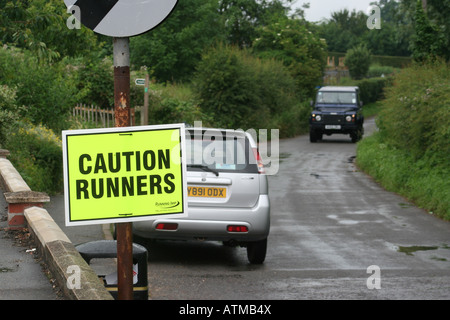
[292,0,376,22]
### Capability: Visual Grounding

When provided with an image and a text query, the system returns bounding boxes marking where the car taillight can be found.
[253,148,265,174]
[155,223,178,231]
[227,225,249,233]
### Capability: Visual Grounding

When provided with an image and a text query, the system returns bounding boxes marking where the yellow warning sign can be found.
[62,124,187,226]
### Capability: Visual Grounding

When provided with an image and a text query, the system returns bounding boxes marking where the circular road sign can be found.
[64,0,178,37]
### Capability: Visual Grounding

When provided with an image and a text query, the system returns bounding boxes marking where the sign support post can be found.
[113,36,133,300]
[143,73,149,125]
[64,0,180,301]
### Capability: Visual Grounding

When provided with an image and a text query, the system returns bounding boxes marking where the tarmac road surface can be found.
[44,118,450,300]
[139,118,450,299]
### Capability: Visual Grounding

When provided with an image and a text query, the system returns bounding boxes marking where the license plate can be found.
[188,186,226,198]
[325,125,341,129]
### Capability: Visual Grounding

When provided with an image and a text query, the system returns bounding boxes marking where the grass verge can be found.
[356,132,450,221]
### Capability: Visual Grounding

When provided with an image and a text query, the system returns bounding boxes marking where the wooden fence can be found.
[73,104,137,127]
[73,104,115,127]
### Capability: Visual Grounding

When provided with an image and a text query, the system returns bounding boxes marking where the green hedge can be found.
[2,121,63,194]
[340,76,392,105]
[357,59,450,220]
[193,44,306,137]
[356,77,392,105]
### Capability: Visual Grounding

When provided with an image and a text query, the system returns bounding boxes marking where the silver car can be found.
[132,128,270,264]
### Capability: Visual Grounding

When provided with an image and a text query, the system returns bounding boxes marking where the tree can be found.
[252,16,326,98]
[363,0,412,56]
[345,44,371,80]
[193,44,299,130]
[318,9,368,53]
[218,0,292,48]
[317,2,413,57]
[411,0,447,61]
[0,0,102,62]
[130,0,226,82]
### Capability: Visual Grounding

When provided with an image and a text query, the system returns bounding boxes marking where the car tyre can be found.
[350,129,362,143]
[309,129,318,143]
[246,238,267,264]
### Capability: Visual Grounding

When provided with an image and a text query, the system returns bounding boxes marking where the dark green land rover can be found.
[309,86,364,143]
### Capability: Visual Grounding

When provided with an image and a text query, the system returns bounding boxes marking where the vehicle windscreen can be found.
[316,91,357,105]
[185,131,258,174]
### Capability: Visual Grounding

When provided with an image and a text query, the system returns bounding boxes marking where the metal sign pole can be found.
[113,37,133,300]
[143,73,149,125]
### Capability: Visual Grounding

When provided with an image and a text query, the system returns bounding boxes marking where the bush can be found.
[0,85,22,143]
[367,65,395,78]
[77,56,114,108]
[252,17,327,100]
[193,44,303,135]
[0,46,80,132]
[339,76,391,105]
[2,121,63,194]
[357,59,450,220]
[357,77,391,104]
[377,59,450,166]
[345,44,371,80]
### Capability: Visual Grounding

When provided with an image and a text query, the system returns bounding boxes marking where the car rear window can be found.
[185,130,258,174]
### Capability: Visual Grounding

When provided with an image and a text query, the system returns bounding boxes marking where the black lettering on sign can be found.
[74,174,176,199]
[73,0,119,30]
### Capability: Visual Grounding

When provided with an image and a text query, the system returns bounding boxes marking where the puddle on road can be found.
[396,244,450,260]
[278,153,291,163]
[398,202,415,209]
[0,266,16,273]
[397,245,439,256]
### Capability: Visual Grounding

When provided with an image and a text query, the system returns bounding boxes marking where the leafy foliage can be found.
[345,44,372,80]
[2,120,63,194]
[130,0,226,82]
[357,59,450,220]
[0,46,80,132]
[0,84,21,143]
[0,0,102,62]
[377,59,450,166]
[252,16,327,99]
[411,0,447,61]
[193,44,303,136]
[77,56,114,108]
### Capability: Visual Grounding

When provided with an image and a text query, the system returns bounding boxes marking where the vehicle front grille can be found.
[322,114,345,125]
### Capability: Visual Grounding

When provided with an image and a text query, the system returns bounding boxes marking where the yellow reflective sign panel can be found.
[62,124,187,226]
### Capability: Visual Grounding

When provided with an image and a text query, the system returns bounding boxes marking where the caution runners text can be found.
[62,125,187,226]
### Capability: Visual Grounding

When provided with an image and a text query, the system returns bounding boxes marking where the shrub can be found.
[367,65,395,78]
[345,44,371,80]
[0,85,22,144]
[357,77,391,104]
[377,59,450,166]
[0,46,80,132]
[252,17,327,99]
[2,121,63,194]
[193,44,302,135]
[357,59,450,220]
[338,76,391,104]
[77,57,114,108]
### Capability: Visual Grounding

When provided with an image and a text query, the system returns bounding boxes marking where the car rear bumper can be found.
[132,195,270,242]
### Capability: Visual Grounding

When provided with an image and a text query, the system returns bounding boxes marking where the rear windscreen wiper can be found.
[187,164,219,176]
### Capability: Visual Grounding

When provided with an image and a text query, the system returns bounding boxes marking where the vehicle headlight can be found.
[315,115,322,121]
[346,115,352,122]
